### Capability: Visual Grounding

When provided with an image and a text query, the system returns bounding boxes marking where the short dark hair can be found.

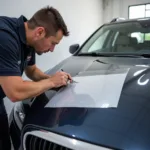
[27,6,69,37]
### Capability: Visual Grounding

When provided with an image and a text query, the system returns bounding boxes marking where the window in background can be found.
[131,32,150,43]
[129,3,150,19]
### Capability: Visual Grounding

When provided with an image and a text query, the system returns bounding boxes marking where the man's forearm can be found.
[14,79,53,101]
[1,77,54,102]
[1,71,70,102]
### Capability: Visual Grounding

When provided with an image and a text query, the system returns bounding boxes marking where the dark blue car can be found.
[9,17,150,150]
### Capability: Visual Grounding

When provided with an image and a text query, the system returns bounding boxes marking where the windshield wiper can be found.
[78,52,112,57]
[113,54,150,58]
[138,54,150,58]
[112,54,143,58]
[78,53,148,58]
[78,52,99,56]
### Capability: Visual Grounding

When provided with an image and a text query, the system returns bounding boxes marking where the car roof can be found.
[104,17,150,26]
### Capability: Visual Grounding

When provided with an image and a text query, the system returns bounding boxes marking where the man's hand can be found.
[49,71,72,88]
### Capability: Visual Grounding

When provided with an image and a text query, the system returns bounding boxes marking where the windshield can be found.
[78,19,150,55]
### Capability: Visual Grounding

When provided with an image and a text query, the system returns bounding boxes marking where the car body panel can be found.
[20,56,150,150]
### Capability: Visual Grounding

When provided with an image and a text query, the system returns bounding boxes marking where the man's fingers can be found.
[61,72,72,80]
[64,75,68,82]
[56,71,72,83]
[67,73,72,81]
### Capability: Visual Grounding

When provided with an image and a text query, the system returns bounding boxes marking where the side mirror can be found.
[69,44,80,54]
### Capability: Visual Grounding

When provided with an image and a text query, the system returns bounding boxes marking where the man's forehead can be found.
[52,37,60,44]
[49,30,63,44]
[53,33,63,44]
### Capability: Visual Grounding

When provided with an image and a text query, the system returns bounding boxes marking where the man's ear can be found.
[36,27,46,38]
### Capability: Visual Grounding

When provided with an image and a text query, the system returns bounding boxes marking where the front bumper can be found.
[23,129,110,150]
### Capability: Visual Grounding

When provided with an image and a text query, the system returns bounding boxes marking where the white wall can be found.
[0,0,103,72]
[103,0,150,23]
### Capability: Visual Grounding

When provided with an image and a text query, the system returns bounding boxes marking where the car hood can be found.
[23,56,150,150]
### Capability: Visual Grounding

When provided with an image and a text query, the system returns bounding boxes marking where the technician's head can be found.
[25,6,69,55]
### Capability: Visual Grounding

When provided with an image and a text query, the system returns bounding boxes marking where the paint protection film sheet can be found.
[45,69,129,108]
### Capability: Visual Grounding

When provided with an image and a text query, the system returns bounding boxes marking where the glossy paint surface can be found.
[23,56,150,150]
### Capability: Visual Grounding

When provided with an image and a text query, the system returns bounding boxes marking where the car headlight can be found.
[13,102,25,130]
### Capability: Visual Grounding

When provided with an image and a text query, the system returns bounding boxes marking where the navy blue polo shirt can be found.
[0,15,35,101]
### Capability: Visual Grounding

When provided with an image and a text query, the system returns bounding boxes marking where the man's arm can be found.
[0,71,71,102]
[25,65,50,81]
[0,31,72,103]
[0,76,53,102]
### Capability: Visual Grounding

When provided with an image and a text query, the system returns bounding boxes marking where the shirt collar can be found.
[17,15,28,45]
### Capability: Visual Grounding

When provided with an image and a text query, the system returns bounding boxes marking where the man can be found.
[0,6,72,150]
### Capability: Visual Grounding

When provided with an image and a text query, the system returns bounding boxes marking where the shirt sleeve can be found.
[0,30,21,76]
[27,50,36,66]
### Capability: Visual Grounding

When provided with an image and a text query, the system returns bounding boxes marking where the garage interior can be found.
[0,0,149,74]
[0,0,150,150]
